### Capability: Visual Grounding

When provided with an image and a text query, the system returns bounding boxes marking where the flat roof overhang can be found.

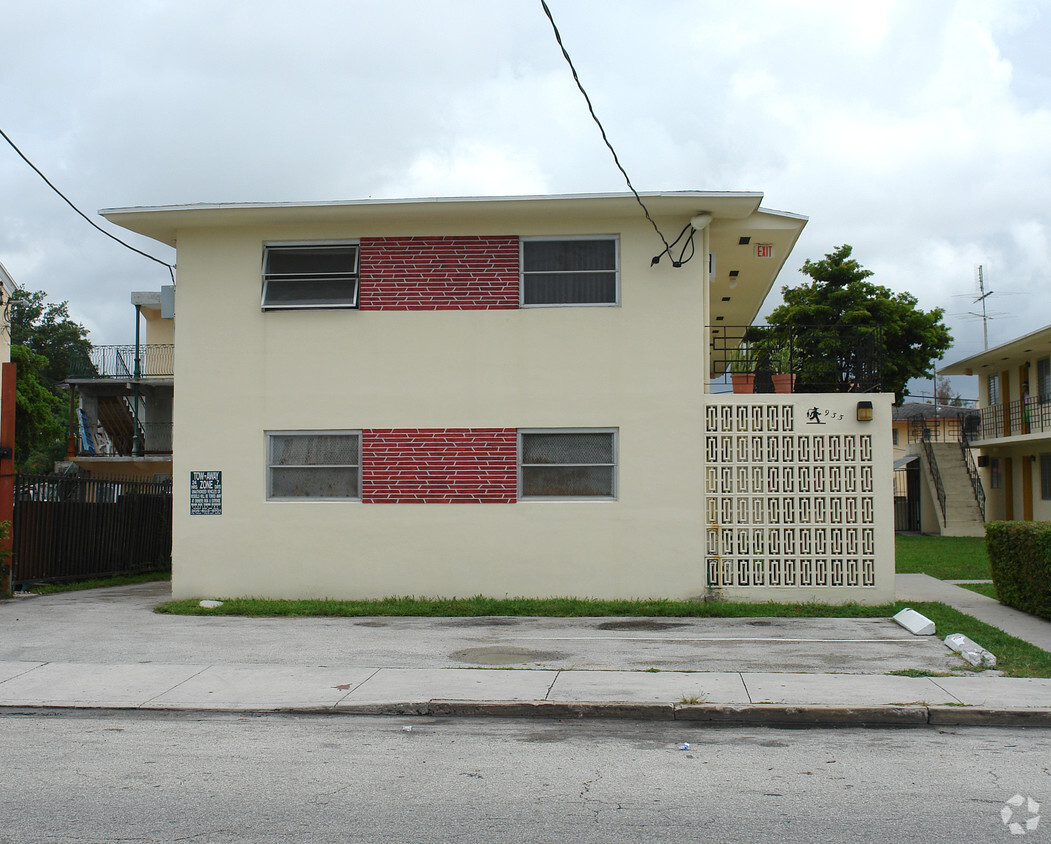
[100,191,804,247]
[939,324,1051,375]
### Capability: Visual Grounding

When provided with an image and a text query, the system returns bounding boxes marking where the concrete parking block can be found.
[0,662,45,684]
[931,676,1051,708]
[741,673,963,706]
[0,662,203,708]
[548,670,749,704]
[337,668,559,705]
[145,665,378,710]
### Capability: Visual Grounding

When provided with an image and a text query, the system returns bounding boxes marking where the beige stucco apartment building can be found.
[941,324,1051,522]
[103,191,894,603]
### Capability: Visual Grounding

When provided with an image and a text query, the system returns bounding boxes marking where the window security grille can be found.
[262,244,360,309]
[519,431,616,497]
[268,433,360,498]
[522,238,617,305]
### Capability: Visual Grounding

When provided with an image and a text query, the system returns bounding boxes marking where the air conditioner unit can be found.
[977,455,989,467]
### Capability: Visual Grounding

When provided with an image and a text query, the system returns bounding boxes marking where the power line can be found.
[539,1,688,267]
[0,126,176,284]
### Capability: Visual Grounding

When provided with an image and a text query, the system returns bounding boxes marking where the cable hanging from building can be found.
[539,0,695,268]
[0,125,176,284]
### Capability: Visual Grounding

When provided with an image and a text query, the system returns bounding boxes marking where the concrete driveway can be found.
[0,582,963,675]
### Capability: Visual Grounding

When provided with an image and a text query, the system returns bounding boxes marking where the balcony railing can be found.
[973,398,1051,441]
[710,325,882,393]
[68,345,174,380]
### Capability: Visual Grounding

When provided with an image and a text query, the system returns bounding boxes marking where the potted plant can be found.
[768,342,796,394]
[728,342,756,394]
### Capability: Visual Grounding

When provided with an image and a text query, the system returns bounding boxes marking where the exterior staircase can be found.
[921,442,985,537]
[96,395,144,456]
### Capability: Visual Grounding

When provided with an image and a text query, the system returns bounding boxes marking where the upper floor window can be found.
[988,373,1000,405]
[1038,357,1050,403]
[262,244,359,309]
[521,237,618,306]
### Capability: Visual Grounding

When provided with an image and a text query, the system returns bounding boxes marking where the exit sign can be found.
[756,243,774,259]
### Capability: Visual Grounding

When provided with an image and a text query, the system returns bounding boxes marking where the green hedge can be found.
[986,521,1051,620]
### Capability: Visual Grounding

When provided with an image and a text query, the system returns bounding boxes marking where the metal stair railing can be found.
[920,438,947,527]
[960,422,986,521]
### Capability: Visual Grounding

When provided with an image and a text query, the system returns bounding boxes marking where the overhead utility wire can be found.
[0,126,176,284]
[539,1,690,267]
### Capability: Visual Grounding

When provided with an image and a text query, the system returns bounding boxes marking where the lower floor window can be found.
[1041,454,1051,500]
[268,432,360,499]
[990,457,1002,490]
[519,429,617,498]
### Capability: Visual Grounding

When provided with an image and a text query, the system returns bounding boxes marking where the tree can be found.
[764,245,952,403]
[935,375,963,407]
[10,288,92,388]
[7,288,92,472]
[10,345,67,472]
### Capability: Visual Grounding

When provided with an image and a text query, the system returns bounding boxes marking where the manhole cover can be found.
[596,620,690,631]
[452,646,565,665]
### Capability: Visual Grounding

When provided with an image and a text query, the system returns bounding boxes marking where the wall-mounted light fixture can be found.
[856,401,873,422]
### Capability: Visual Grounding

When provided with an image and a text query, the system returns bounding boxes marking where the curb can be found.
[5,702,1050,727]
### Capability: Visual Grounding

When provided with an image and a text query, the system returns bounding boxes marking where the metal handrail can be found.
[959,427,986,521]
[973,396,1051,440]
[920,438,947,527]
[68,345,174,379]
[709,324,883,393]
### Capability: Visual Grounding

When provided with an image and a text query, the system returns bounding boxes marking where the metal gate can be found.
[12,474,172,586]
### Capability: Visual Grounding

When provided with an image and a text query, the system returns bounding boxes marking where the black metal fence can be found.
[974,397,1051,440]
[12,474,172,587]
[710,325,882,393]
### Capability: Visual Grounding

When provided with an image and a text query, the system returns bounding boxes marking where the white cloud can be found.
[0,0,1048,355]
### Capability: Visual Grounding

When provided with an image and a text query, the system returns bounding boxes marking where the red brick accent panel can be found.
[362,428,517,503]
[358,236,519,310]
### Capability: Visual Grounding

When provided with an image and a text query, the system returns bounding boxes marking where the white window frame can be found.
[518,428,618,500]
[519,235,620,307]
[261,241,360,310]
[266,430,361,501]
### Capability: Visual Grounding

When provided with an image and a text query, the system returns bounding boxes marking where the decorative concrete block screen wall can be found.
[359,236,519,310]
[704,401,877,591]
[361,428,517,503]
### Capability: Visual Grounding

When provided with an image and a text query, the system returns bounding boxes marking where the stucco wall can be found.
[169,211,893,603]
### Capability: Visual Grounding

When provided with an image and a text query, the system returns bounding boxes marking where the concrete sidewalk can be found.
[1,579,1049,727]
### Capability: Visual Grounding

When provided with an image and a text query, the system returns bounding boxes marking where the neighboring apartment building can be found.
[940,324,1051,522]
[891,402,984,536]
[102,191,894,603]
[65,289,174,480]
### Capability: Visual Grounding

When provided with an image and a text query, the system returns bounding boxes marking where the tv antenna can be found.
[970,265,993,350]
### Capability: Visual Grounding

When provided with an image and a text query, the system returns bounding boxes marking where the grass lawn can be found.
[155,594,1051,678]
[895,534,991,580]
[959,582,998,599]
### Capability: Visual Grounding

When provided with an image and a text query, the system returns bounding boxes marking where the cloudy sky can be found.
[2,0,1049,394]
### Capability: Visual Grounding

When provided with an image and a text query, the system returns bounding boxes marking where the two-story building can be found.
[101,191,894,603]
[940,325,1051,522]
